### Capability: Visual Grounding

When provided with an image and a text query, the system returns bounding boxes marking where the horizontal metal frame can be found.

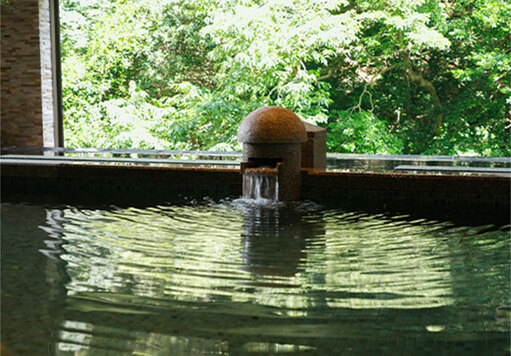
[394,165,511,174]
[0,155,241,166]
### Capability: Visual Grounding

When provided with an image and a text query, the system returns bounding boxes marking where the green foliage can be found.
[327,110,403,154]
[61,0,510,156]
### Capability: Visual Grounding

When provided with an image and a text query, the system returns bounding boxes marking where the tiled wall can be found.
[1,0,56,147]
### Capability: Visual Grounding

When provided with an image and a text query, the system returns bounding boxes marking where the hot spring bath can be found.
[1,197,509,355]
[1,148,510,354]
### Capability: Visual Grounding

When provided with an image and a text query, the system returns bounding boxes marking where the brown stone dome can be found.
[237,106,307,144]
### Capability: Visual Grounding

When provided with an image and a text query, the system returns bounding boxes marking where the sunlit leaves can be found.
[327,110,403,154]
[61,0,510,155]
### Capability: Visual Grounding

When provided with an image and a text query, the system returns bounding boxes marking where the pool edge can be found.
[1,160,509,209]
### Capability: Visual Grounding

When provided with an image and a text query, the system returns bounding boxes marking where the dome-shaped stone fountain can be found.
[238,106,308,201]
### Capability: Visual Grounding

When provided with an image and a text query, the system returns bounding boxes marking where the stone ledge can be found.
[1,161,509,209]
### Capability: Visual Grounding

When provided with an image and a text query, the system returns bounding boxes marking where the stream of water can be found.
[245,174,279,201]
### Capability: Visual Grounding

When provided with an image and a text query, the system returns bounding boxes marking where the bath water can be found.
[1,199,509,355]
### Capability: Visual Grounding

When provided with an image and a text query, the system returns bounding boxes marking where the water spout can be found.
[237,107,307,201]
[244,170,279,201]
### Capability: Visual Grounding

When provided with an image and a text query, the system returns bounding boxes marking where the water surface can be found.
[1,199,509,355]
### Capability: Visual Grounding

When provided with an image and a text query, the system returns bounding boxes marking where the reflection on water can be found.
[241,202,324,278]
[1,200,509,355]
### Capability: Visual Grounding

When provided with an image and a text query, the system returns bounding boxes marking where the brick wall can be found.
[1,0,56,147]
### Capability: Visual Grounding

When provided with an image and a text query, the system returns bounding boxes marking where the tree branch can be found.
[402,50,443,133]
[317,68,334,81]
[351,82,374,113]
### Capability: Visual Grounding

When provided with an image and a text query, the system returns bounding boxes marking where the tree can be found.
[60,0,510,155]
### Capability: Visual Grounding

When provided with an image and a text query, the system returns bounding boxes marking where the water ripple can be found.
[1,200,509,355]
